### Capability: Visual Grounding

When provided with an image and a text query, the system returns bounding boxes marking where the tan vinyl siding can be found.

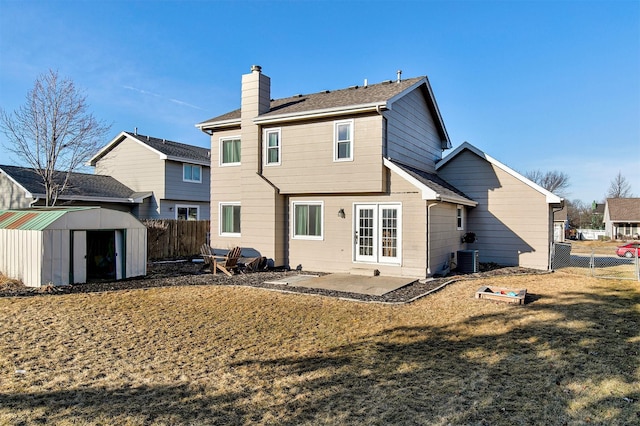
[288,169,428,278]
[164,161,210,202]
[385,88,443,172]
[0,173,31,209]
[94,139,165,199]
[438,150,551,269]
[262,114,384,194]
[428,202,467,274]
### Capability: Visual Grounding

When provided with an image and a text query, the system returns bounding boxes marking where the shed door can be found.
[73,231,87,284]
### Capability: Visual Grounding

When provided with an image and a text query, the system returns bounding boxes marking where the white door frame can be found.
[353,203,402,265]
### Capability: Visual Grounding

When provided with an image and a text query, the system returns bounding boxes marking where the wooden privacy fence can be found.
[142,219,210,260]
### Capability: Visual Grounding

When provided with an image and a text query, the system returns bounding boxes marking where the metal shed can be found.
[0,207,147,287]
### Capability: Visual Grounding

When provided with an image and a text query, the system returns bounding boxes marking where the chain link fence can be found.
[551,242,640,281]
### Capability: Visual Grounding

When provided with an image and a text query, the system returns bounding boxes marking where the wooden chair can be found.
[200,243,214,271]
[211,246,242,276]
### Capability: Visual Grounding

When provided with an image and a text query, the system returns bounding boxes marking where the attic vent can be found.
[348,85,359,89]
[294,94,303,98]
[324,90,330,93]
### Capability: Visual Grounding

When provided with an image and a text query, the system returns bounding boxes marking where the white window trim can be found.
[219,136,241,167]
[264,128,281,166]
[182,163,202,183]
[457,205,464,231]
[333,119,354,162]
[291,201,324,241]
[219,202,241,237]
[175,204,199,220]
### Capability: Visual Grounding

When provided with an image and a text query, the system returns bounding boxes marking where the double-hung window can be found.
[292,202,323,240]
[334,120,353,161]
[457,205,464,230]
[264,128,281,165]
[183,164,202,183]
[220,203,241,236]
[220,137,241,166]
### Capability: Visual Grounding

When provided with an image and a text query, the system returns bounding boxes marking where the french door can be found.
[354,204,402,264]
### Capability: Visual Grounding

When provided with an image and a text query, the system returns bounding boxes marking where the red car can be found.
[616,243,640,258]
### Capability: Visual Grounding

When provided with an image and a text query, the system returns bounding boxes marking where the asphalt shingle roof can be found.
[0,165,137,200]
[124,132,210,162]
[199,76,426,125]
[606,198,640,222]
[389,160,475,204]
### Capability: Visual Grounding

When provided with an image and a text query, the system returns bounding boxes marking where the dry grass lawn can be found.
[1,272,638,425]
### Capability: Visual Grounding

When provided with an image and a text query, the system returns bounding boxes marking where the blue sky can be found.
[1,0,638,203]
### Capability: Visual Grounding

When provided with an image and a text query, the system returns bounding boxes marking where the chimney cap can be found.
[251,65,262,73]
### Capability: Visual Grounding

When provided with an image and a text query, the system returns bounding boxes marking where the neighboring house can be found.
[196,66,562,277]
[88,131,211,220]
[552,206,568,242]
[603,198,640,239]
[0,164,150,212]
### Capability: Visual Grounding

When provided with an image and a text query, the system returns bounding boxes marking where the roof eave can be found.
[165,156,210,167]
[253,102,387,125]
[383,158,477,207]
[196,118,241,132]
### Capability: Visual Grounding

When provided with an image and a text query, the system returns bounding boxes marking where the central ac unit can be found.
[457,250,479,273]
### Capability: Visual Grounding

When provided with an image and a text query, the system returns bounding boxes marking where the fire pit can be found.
[475,286,527,305]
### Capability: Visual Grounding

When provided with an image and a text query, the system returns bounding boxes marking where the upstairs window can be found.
[265,128,281,165]
[220,137,241,165]
[183,164,202,183]
[334,120,353,162]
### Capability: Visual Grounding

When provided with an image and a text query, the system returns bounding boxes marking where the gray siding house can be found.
[196,66,562,278]
[88,131,211,220]
[0,164,149,212]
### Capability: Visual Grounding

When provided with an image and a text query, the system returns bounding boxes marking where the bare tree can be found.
[606,171,633,198]
[525,169,570,196]
[0,70,110,206]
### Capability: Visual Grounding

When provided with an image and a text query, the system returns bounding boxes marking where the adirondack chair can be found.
[211,246,242,276]
[200,243,215,271]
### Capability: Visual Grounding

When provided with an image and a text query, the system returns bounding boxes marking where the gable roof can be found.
[384,159,477,206]
[435,142,564,204]
[0,165,148,204]
[197,75,450,147]
[88,131,211,167]
[605,198,640,222]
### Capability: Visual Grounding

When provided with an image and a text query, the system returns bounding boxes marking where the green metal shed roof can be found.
[0,207,96,230]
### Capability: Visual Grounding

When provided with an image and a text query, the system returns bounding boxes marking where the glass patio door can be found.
[354,204,402,264]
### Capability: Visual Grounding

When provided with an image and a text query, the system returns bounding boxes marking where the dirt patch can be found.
[0,261,548,303]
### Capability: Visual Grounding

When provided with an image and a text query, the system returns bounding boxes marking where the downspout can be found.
[29,197,40,207]
[376,104,388,159]
[426,201,439,276]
